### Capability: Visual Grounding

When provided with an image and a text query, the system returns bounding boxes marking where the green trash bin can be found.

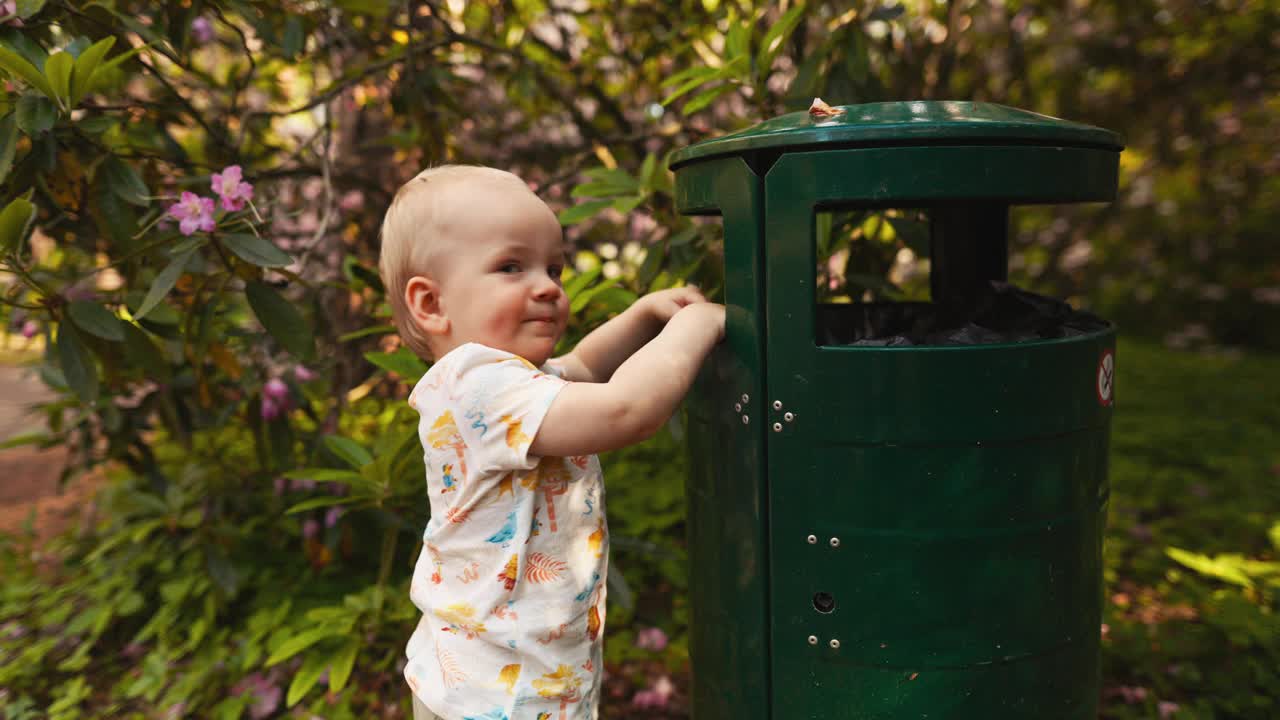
[672,101,1123,719]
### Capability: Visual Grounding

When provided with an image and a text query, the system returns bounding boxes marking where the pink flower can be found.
[324,506,344,528]
[232,672,282,720]
[260,396,280,421]
[190,16,214,44]
[302,518,319,541]
[211,165,254,212]
[168,191,216,235]
[264,377,289,402]
[631,675,675,710]
[20,320,38,339]
[636,626,668,651]
[273,477,289,496]
[1,1,24,27]
[1158,701,1180,718]
[294,365,317,382]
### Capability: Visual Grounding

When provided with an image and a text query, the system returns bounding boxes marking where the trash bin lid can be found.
[669,101,1123,169]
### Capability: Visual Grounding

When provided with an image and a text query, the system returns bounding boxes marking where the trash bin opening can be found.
[815,208,931,305]
[816,282,1110,347]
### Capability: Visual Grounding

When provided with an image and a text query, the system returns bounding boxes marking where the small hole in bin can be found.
[813,592,836,614]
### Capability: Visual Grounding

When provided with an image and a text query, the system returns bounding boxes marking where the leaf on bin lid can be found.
[808,97,845,119]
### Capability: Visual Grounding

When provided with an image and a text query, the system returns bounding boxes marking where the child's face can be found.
[427,182,569,366]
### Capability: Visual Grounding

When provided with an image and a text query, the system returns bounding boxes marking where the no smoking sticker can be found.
[1097,349,1115,406]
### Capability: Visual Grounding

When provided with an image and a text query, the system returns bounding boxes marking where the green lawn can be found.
[1100,339,1280,719]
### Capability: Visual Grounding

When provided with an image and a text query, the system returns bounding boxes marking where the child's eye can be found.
[548,265,564,281]
[498,262,521,274]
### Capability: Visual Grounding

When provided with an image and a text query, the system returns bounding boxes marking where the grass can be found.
[1100,338,1280,719]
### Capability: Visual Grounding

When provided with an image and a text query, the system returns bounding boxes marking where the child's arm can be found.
[531,302,725,457]
[554,287,706,383]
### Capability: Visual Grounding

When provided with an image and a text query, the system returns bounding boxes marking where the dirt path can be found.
[0,365,98,543]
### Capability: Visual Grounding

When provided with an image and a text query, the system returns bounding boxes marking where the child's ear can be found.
[405,276,450,336]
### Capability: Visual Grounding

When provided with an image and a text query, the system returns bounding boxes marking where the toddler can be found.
[378,165,724,720]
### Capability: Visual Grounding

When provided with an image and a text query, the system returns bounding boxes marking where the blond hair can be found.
[378,165,533,359]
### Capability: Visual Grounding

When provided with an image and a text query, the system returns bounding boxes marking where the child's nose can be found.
[532,274,563,300]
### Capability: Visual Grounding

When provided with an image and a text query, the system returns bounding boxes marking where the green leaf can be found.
[0,431,51,450]
[683,83,734,114]
[70,36,115,105]
[363,346,428,381]
[638,153,658,191]
[119,321,168,381]
[246,281,314,359]
[660,63,731,106]
[0,44,58,101]
[43,50,72,104]
[284,496,359,515]
[0,112,17,185]
[323,435,373,469]
[222,233,294,268]
[726,11,751,61]
[570,278,620,314]
[612,196,643,214]
[15,93,55,134]
[0,195,35,253]
[266,626,340,667]
[327,639,360,694]
[564,265,601,299]
[282,17,304,59]
[286,647,329,707]
[15,0,47,18]
[100,155,150,206]
[667,226,699,247]
[659,63,719,89]
[284,467,365,484]
[337,324,395,343]
[1166,547,1254,589]
[757,6,805,79]
[135,247,195,320]
[637,241,666,290]
[56,324,98,404]
[68,300,125,341]
[557,198,613,226]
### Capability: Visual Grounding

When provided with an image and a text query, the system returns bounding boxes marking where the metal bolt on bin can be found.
[675,101,1122,719]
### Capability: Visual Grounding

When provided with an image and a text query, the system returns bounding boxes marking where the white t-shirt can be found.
[404,343,608,720]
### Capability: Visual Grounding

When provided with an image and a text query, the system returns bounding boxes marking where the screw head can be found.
[784,411,794,422]
[772,400,783,410]
[807,635,818,645]
[829,639,841,649]
[806,534,817,544]
[741,394,749,403]
[772,422,783,432]
[829,537,841,548]
[742,415,750,425]
[734,403,742,413]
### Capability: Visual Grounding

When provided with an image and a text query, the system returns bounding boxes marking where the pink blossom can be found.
[338,190,364,211]
[302,518,319,541]
[324,506,344,528]
[232,672,282,720]
[273,477,289,496]
[636,626,668,651]
[1158,701,1180,718]
[294,365,317,382]
[261,396,280,421]
[631,675,675,710]
[264,377,289,402]
[190,16,214,44]
[211,165,254,212]
[1,1,24,27]
[20,320,38,339]
[168,191,216,236]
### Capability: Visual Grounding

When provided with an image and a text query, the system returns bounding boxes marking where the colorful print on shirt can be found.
[403,343,608,720]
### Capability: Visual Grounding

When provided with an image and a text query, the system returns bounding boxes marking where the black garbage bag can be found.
[817,282,1110,347]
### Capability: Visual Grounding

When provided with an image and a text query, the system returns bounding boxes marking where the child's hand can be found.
[675,301,726,342]
[640,286,707,325]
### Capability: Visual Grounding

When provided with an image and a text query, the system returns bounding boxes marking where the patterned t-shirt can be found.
[404,343,608,720]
